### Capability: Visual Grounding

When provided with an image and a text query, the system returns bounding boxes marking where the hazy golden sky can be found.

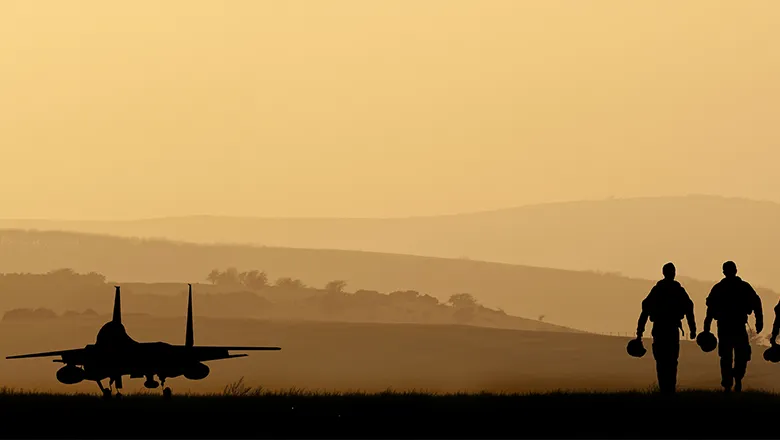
[1,1,778,219]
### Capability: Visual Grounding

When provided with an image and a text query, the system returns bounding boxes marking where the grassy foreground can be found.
[1,382,779,439]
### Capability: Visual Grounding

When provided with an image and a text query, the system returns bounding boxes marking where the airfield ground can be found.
[1,388,779,438]
[4,318,780,438]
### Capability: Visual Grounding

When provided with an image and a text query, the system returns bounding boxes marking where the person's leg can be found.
[653,335,678,393]
[718,330,735,391]
[733,326,751,392]
[669,338,680,392]
[652,339,666,392]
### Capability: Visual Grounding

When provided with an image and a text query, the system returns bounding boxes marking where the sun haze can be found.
[5,3,780,418]
[0,0,778,220]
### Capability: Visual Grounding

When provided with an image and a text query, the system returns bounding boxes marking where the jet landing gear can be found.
[98,381,111,400]
[160,376,172,400]
[143,375,172,399]
[109,377,123,399]
[144,374,160,389]
[97,380,122,400]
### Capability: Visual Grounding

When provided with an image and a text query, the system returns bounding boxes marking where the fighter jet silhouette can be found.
[6,284,281,399]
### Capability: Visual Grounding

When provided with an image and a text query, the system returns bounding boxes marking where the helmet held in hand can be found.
[764,345,780,363]
[696,331,717,353]
[627,338,647,358]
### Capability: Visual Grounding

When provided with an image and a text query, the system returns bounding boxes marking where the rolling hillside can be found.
[0,229,777,334]
[4,195,780,292]
[0,272,578,334]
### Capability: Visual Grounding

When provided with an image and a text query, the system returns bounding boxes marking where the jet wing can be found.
[6,347,87,361]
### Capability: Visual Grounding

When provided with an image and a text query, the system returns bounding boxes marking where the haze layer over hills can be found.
[0,269,577,335]
[3,195,780,292]
[0,229,776,335]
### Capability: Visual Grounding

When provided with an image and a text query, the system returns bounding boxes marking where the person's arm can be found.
[703,316,712,333]
[682,288,696,338]
[771,300,780,345]
[637,309,649,339]
[751,283,764,333]
[704,285,717,333]
[637,290,654,339]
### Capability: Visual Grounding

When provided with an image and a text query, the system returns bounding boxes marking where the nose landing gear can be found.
[160,376,172,399]
[97,379,122,400]
[144,374,160,389]
[109,376,123,399]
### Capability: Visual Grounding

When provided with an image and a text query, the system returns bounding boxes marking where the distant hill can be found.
[0,270,576,334]
[4,195,780,292]
[0,229,776,334]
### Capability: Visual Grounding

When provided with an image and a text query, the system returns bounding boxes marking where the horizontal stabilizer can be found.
[201,346,281,351]
[188,345,279,362]
[224,354,248,359]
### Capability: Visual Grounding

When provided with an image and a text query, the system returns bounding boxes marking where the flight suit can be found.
[637,278,696,393]
[704,276,763,390]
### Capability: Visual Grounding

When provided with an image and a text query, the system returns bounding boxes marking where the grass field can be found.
[1,385,778,438]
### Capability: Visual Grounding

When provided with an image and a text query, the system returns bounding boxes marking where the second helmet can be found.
[696,331,717,353]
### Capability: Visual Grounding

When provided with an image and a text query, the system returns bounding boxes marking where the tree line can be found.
[204,267,479,307]
[0,267,482,311]
[205,268,345,293]
[0,268,583,333]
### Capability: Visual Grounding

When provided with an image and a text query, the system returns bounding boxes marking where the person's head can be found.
[723,261,737,277]
[662,262,676,280]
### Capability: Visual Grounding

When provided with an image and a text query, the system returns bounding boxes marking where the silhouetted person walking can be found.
[635,262,696,394]
[703,261,763,393]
